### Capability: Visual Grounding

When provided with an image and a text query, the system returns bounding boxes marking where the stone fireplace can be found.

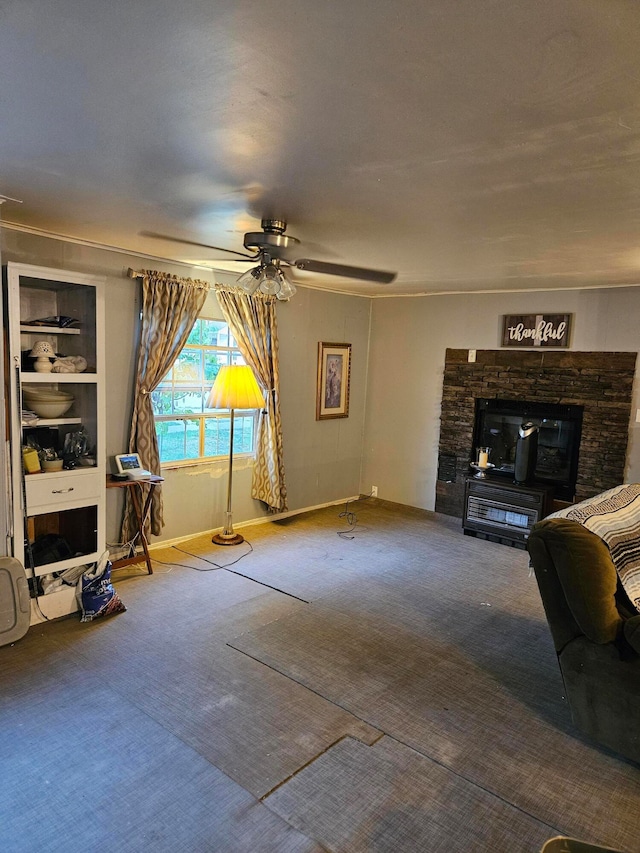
[436,349,637,517]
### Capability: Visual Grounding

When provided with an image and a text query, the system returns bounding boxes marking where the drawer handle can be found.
[52,487,75,494]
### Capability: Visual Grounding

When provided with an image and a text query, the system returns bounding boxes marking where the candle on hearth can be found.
[478,450,489,468]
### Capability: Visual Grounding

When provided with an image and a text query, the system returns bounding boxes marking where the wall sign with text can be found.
[501,313,572,348]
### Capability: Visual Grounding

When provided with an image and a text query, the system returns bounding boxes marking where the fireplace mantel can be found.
[436,349,637,518]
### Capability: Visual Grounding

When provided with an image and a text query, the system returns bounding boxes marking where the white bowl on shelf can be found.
[23,389,74,401]
[28,399,74,419]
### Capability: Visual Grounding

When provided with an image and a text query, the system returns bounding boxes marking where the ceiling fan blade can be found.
[140,231,257,260]
[292,258,397,284]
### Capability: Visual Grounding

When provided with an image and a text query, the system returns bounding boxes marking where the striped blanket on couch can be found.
[548,483,640,613]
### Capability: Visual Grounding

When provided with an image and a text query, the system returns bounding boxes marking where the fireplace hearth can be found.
[473,398,583,501]
[436,349,636,518]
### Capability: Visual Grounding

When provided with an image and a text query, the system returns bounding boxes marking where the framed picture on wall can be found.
[316,342,351,420]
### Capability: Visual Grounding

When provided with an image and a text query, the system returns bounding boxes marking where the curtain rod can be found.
[127,268,212,290]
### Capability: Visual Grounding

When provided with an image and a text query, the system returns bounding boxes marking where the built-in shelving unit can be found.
[4,262,105,622]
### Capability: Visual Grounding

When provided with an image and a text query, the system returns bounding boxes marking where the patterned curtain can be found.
[214,286,287,513]
[121,270,209,540]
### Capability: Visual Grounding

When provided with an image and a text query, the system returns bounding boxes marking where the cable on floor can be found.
[337,491,373,539]
[172,541,254,571]
[156,542,306,601]
[106,535,177,574]
[106,534,140,563]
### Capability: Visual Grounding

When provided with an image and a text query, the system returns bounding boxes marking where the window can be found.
[151,318,257,465]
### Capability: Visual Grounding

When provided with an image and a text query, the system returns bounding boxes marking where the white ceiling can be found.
[1,0,640,296]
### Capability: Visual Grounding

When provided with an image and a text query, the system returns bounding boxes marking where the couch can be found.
[527,516,640,763]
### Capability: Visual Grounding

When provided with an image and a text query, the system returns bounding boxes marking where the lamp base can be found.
[211,532,245,546]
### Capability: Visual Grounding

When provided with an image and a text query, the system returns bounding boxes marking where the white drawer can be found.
[26,471,101,511]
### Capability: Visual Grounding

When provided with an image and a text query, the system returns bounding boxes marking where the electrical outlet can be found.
[371,485,378,497]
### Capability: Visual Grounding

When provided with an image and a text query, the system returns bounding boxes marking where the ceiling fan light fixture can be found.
[258,263,281,295]
[236,260,296,301]
[146,220,397,291]
[275,267,296,301]
[145,220,398,289]
[237,266,262,295]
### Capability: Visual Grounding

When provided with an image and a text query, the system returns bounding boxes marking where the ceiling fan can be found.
[141,219,397,301]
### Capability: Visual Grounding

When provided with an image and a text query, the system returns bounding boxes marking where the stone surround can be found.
[436,349,637,518]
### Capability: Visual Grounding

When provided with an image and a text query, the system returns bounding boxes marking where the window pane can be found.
[156,418,200,463]
[204,416,230,457]
[204,350,229,385]
[173,388,204,415]
[203,415,253,455]
[174,348,202,382]
[233,414,255,453]
[202,319,229,346]
[151,388,173,415]
[186,320,202,345]
[231,352,246,366]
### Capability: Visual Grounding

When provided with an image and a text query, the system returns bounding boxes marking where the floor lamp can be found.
[206,364,265,546]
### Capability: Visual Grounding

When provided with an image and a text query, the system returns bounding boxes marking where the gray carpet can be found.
[266,736,556,852]
[1,500,638,851]
[231,595,640,848]
[0,657,323,853]
[34,559,381,800]
[227,502,640,851]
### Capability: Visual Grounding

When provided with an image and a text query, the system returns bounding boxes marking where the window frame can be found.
[151,316,258,469]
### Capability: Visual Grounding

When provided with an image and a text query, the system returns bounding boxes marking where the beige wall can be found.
[6,225,640,542]
[277,286,371,511]
[1,229,371,545]
[361,287,640,511]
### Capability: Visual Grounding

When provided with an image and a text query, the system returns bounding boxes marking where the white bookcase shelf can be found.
[20,325,81,335]
[22,373,98,383]
[4,262,106,622]
[24,418,83,427]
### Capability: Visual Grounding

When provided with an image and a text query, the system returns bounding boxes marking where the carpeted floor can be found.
[0,500,638,852]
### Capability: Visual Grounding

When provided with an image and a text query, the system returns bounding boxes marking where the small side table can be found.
[106,474,164,574]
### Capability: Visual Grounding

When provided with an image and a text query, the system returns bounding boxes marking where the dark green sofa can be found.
[527,517,640,763]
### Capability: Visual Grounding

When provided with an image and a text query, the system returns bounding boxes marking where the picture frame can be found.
[316,342,351,420]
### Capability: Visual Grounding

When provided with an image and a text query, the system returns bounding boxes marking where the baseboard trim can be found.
[369,496,437,518]
[148,495,361,552]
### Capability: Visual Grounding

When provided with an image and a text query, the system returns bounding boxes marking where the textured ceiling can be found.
[1,0,640,295]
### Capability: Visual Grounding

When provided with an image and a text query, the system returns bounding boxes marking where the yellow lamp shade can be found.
[206,365,264,410]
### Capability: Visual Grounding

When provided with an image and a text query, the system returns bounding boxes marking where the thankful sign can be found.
[501,313,571,348]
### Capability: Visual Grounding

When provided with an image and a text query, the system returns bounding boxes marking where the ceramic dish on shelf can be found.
[22,388,74,401]
[22,393,74,408]
[27,399,74,418]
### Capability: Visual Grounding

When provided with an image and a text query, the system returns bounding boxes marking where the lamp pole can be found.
[213,408,244,545]
[223,410,235,536]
